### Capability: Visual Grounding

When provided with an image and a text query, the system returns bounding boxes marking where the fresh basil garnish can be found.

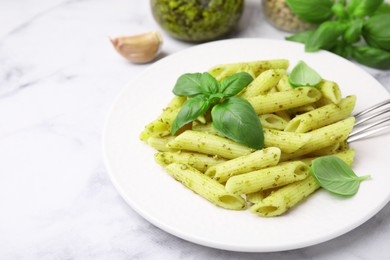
[219,72,254,97]
[362,14,390,52]
[344,19,363,44]
[288,61,322,88]
[171,95,211,135]
[285,0,333,23]
[305,21,347,52]
[348,0,384,18]
[351,45,390,69]
[310,156,370,196]
[171,72,264,149]
[211,97,264,149]
[286,30,314,44]
[173,73,203,97]
[285,0,388,69]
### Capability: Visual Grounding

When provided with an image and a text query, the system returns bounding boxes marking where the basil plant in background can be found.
[171,72,265,150]
[285,0,390,69]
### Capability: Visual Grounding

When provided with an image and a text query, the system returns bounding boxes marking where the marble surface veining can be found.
[0,0,389,259]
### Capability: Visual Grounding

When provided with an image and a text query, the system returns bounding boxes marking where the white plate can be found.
[103,39,390,252]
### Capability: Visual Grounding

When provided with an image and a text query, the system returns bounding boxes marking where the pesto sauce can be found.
[151,0,244,42]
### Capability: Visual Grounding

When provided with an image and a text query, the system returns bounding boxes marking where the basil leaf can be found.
[285,0,333,23]
[219,72,253,97]
[200,72,219,95]
[374,3,390,15]
[362,14,390,52]
[173,73,203,97]
[288,61,322,88]
[211,97,264,149]
[331,2,348,19]
[351,46,390,69]
[344,19,363,44]
[305,21,347,52]
[330,41,352,58]
[286,30,314,44]
[348,0,384,18]
[310,156,370,196]
[171,95,211,135]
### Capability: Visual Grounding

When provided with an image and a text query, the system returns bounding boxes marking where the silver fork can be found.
[347,99,390,142]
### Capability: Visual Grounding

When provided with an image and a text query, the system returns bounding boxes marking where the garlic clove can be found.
[111,31,163,64]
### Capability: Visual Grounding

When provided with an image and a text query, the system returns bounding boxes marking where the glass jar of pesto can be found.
[262,0,316,32]
[150,0,244,42]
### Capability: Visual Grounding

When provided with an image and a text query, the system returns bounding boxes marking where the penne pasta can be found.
[205,147,281,183]
[208,59,289,81]
[259,114,289,130]
[285,95,356,133]
[225,161,310,195]
[264,128,312,153]
[167,130,253,159]
[240,69,286,98]
[250,175,320,217]
[154,151,226,172]
[247,87,322,115]
[165,163,247,210]
[281,117,355,161]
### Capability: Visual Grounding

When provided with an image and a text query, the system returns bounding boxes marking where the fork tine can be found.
[350,117,390,137]
[348,123,390,143]
[349,98,390,142]
[355,107,390,126]
[354,99,390,118]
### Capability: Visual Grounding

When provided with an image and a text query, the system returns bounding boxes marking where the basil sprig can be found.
[288,61,322,88]
[311,156,370,196]
[286,0,390,69]
[172,72,264,149]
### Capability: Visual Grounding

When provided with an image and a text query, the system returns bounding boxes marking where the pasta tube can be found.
[167,130,253,159]
[247,87,322,115]
[259,114,289,130]
[276,74,293,92]
[264,129,312,153]
[316,80,342,105]
[284,95,356,133]
[165,163,247,210]
[154,151,226,172]
[140,96,186,141]
[240,69,286,98]
[225,161,310,195]
[205,147,281,183]
[250,175,320,217]
[281,117,355,161]
[208,59,289,81]
[147,136,176,152]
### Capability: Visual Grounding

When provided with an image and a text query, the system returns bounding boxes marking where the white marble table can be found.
[0,0,389,259]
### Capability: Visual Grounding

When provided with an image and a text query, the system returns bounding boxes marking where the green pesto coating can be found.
[151,0,244,42]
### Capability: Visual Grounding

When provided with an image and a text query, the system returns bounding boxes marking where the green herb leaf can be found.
[310,156,370,196]
[331,2,348,19]
[351,45,390,69]
[200,72,220,95]
[211,97,264,149]
[173,73,203,97]
[219,72,253,97]
[305,21,347,52]
[348,0,384,18]
[373,2,390,15]
[285,0,333,23]
[330,41,352,58]
[344,19,363,44]
[171,95,211,135]
[362,14,390,51]
[286,30,314,44]
[288,61,322,88]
